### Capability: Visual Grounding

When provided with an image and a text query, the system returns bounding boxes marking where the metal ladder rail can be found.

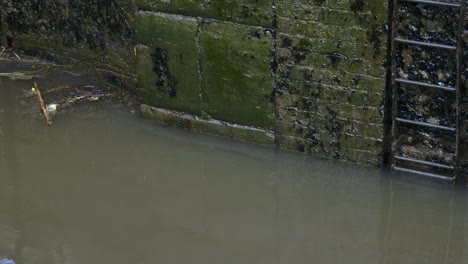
[454,0,467,180]
[390,0,464,180]
[390,0,402,171]
[392,4,462,180]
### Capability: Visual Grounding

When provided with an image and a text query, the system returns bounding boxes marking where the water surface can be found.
[1,78,467,264]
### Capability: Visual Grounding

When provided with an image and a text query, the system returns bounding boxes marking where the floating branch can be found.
[32,77,52,125]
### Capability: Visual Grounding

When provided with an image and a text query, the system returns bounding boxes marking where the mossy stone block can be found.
[135,0,273,27]
[135,11,202,115]
[199,20,274,129]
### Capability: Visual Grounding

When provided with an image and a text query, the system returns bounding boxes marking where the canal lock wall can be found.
[2,0,467,180]
[133,0,389,168]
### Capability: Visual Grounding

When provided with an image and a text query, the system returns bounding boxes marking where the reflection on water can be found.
[0,78,467,264]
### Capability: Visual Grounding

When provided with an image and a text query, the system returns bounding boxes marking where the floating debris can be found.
[0,258,15,264]
[46,103,60,116]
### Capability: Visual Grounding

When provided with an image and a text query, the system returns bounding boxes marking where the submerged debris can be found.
[0,59,137,123]
[26,82,131,124]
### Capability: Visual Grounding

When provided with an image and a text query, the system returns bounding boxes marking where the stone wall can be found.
[133,0,389,166]
[275,0,388,166]
[1,0,390,167]
[134,9,275,129]
[1,0,136,88]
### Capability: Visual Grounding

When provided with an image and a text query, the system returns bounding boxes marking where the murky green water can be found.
[1,77,467,264]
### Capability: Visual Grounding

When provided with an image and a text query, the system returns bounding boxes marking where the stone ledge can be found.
[140,104,276,146]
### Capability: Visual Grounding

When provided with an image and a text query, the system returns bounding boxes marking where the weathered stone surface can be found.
[277,0,388,13]
[135,0,273,27]
[199,20,275,129]
[135,11,202,115]
[3,0,136,88]
[275,0,388,166]
[141,104,276,146]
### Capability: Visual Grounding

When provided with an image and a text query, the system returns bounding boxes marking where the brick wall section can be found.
[275,0,388,166]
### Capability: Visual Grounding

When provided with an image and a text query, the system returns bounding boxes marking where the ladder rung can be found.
[394,38,457,50]
[396,78,456,91]
[392,165,454,181]
[395,117,456,131]
[401,0,461,8]
[394,155,455,169]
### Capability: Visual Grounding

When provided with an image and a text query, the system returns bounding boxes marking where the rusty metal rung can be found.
[395,117,457,131]
[394,38,457,50]
[392,165,454,181]
[394,155,455,169]
[396,78,456,91]
[401,0,461,8]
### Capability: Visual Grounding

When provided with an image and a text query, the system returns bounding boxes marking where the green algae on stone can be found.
[135,0,273,27]
[135,11,202,115]
[273,0,388,166]
[134,0,203,17]
[199,20,275,129]
[276,32,386,77]
[277,4,387,27]
[277,34,387,65]
[278,65,386,94]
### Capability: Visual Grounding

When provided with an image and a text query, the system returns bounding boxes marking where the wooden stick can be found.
[10,50,22,62]
[32,77,52,125]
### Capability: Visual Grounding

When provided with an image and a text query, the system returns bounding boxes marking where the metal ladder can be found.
[390,0,467,181]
